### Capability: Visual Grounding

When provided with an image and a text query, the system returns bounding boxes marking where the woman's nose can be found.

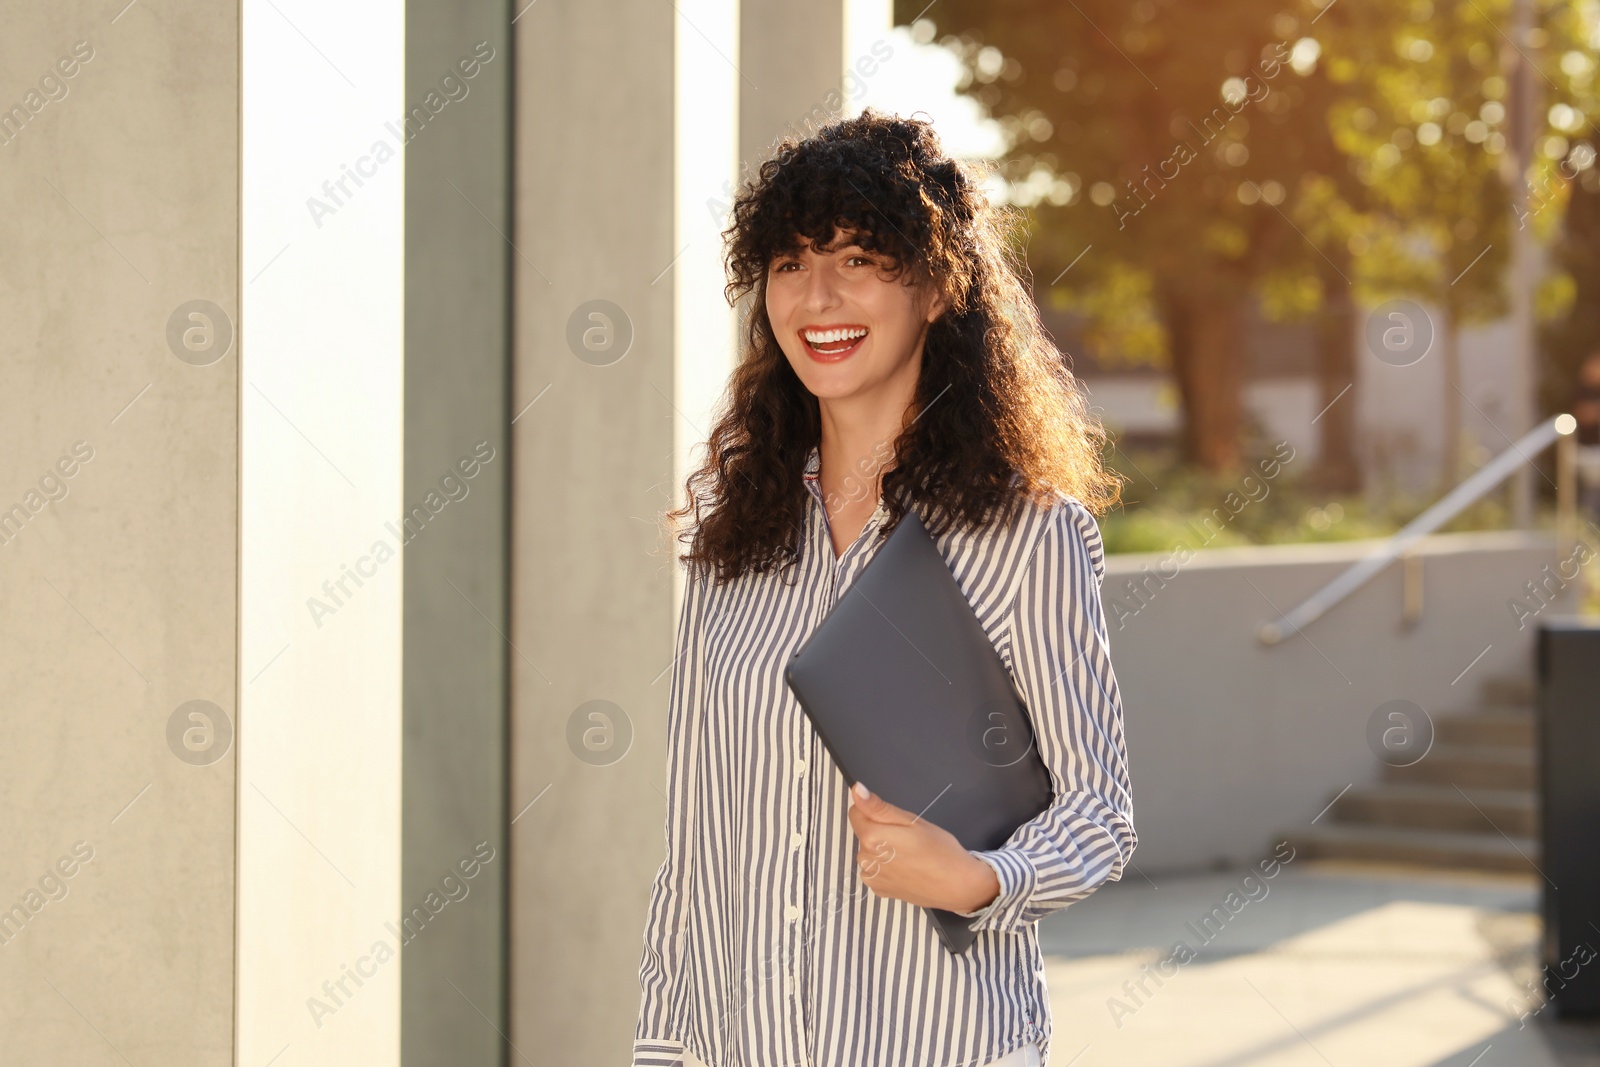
[802,266,842,311]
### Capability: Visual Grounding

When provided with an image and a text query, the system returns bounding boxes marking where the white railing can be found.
[1258,413,1580,645]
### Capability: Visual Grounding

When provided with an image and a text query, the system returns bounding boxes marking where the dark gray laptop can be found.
[784,507,1053,954]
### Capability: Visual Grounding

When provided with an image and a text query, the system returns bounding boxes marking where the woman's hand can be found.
[846,781,1000,913]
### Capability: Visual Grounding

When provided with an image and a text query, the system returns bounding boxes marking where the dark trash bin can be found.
[1537,616,1600,1017]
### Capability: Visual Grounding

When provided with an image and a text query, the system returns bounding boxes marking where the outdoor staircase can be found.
[1287,676,1541,874]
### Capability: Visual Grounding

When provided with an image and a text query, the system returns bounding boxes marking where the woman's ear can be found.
[924,280,950,324]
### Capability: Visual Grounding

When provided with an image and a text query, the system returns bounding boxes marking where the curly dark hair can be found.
[663,106,1121,585]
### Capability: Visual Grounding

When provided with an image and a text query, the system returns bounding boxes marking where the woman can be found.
[636,108,1136,1067]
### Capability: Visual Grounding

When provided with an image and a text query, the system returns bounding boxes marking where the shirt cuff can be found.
[953,851,1001,918]
[632,1037,686,1066]
[955,848,1038,931]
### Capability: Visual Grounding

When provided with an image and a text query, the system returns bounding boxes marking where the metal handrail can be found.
[1258,412,1578,645]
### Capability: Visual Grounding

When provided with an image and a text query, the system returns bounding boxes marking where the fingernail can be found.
[853,782,870,799]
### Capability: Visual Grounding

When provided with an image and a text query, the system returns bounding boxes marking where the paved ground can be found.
[1035,859,1600,1067]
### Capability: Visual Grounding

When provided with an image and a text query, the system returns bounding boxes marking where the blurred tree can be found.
[899,0,1592,494]
[1234,21,1371,493]
[1537,5,1600,422]
[1315,0,1515,493]
[895,0,1337,472]
[1542,171,1600,416]
[1323,0,1595,491]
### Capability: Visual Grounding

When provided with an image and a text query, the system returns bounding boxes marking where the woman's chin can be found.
[799,377,870,402]
[788,362,864,398]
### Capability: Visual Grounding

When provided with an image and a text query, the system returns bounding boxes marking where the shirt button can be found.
[786,904,800,922]
[794,760,806,776]
[790,832,803,849]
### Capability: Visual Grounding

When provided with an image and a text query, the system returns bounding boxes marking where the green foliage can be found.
[1097,441,1522,554]
[1539,270,1578,322]
[1046,261,1167,368]
[1538,4,1600,416]
[895,0,1600,472]
[897,0,1351,334]
[1315,0,1520,322]
[1257,261,1323,322]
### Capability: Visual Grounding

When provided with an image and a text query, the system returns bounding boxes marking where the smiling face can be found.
[765,228,948,404]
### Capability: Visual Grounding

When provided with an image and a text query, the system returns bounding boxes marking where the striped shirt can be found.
[634,444,1136,1067]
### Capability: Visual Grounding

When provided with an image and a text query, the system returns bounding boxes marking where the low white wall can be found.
[1100,530,1579,873]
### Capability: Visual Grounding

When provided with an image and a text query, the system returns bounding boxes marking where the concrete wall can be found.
[1082,374,1324,465]
[1357,311,1531,496]
[1082,307,1541,496]
[0,3,237,1062]
[1101,530,1578,873]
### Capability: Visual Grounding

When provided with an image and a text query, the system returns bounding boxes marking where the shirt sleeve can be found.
[961,496,1137,935]
[633,564,710,1066]
[953,895,1000,920]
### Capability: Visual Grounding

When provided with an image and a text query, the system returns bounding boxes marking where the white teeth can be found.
[804,327,868,344]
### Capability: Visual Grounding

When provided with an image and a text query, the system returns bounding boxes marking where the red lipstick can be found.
[799,324,869,363]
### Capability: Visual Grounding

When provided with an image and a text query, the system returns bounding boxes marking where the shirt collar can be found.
[803,444,891,524]
[802,445,826,512]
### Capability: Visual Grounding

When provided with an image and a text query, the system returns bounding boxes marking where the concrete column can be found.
[731,0,890,398]
[509,0,738,1062]
[740,0,847,164]
[400,2,513,1064]
[0,2,238,1063]
[739,0,892,167]
[5,3,507,1062]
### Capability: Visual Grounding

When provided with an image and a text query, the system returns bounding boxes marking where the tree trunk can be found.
[1165,290,1245,471]
[1313,268,1361,492]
